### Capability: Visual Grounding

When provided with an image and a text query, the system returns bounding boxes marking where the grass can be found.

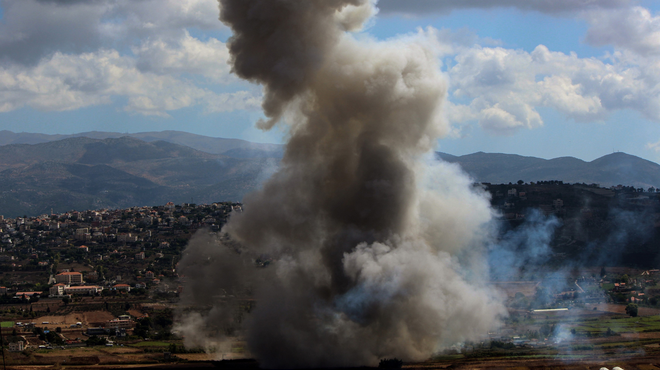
[1,321,13,328]
[595,339,660,349]
[573,315,660,334]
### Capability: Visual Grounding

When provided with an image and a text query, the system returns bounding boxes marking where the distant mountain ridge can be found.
[0,130,284,157]
[0,130,658,217]
[0,136,276,217]
[438,151,660,189]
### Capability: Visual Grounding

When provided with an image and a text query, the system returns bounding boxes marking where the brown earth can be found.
[491,281,540,298]
[34,310,116,329]
[128,308,147,318]
[590,303,660,316]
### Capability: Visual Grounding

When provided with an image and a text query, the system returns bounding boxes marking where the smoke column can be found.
[175,1,506,368]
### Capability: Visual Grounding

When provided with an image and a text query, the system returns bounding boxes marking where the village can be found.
[0,186,657,366]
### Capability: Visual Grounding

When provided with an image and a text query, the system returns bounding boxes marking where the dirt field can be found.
[128,308,147,318]
[33,310,116,329]
[5,345,159,367]
[174,353,217,361]
[589,303,660,316]
[421,357,660,370]
[491,281,540,297]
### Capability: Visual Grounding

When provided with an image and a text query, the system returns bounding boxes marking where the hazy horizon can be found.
[1,128,654,164]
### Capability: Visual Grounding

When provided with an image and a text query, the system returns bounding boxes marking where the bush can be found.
[86,336,107,346]
[490,340,515,349]
[379,358,403,369]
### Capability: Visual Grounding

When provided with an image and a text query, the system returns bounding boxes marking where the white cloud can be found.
[0,47,260,117]
[374,0,660,137]
[204,91,263,113]
[0,0,264,119]
[0,0,224,65]
[0,0,261,118]
[647,139,660,153]
[132,31,233,84]
[584,6,660,57]
[538,75,604,120]
[1,0,659,139]
[444,42,660,135]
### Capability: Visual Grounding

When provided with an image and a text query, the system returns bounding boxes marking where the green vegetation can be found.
[572,315,660,335]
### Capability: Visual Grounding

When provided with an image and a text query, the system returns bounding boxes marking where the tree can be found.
[626,303,638,317]
[539,323,555,338]
[517,180,524,185]
[86,335,107,346]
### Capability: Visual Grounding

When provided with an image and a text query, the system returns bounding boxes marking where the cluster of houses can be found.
[0,201,241,297]
[5,314,138,351]
[47,271,136,297]
[43,271,101,298]
[0,201,239,250]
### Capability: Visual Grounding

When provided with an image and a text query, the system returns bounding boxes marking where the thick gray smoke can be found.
[175,1,506,368]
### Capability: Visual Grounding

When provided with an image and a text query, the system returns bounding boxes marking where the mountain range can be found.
[437,151,660,189]
[0,130,658,217]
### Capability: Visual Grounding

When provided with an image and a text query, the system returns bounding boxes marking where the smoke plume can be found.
[175,1,506,368]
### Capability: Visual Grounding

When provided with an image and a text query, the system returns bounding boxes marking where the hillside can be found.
[439,151,660,189]
[0,130,283,158]
[0,137,273,217]
[1,131,659,217]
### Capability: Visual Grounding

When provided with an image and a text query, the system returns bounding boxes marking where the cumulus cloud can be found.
[584,6,660,57]
[647,140,660,153]
[443,42,660,134]
[371,0,660,136]
[0,47,260,117]
[132,32,234,84]
[0,0,261,117]
[377,0,629,16]
[0,0,223,65]
[1,0,659,137]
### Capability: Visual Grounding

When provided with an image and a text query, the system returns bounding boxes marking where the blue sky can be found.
[1,0,660,163]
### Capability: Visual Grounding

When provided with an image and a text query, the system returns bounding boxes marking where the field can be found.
[422,306,660,370]
[4,278,660,369]
[491,281,540,298]
[34,310,115,327]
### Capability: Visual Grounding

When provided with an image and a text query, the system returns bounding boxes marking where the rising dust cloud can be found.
[175,1,506,368]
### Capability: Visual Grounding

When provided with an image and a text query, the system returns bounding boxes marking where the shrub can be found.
[379,358,403,368]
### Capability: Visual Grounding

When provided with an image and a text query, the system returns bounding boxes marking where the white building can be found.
[8,341,24,352]
[55,272,83,285]
[65,285,103,295]
[49,283,67,297]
